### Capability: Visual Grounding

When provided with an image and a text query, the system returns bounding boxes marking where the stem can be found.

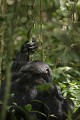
[0,0,6,83]
[1,63,11,120]
[0,1,14,120]
[40,0,45,62]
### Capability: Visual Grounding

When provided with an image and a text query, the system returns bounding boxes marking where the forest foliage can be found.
[0,0,80,120]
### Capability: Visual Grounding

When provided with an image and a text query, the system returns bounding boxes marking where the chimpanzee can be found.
[0,38,73,120]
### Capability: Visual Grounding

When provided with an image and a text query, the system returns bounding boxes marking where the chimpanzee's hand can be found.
[21,38,38,54]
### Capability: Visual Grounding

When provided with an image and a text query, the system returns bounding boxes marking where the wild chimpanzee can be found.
[0,38,73,120]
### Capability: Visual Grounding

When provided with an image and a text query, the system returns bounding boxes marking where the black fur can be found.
[0,38,73,120]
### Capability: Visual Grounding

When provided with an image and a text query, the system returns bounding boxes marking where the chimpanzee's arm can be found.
[11,38,37,73]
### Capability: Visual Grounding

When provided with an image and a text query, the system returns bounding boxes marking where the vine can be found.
[39,0,45,62]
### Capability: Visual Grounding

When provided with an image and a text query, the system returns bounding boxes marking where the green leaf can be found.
[25,104,32,111]
[54,0,60,9]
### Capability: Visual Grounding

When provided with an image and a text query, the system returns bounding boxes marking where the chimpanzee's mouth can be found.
[35,78,46,84]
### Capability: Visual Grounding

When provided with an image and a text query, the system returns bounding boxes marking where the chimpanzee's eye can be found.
[45,68,50,76]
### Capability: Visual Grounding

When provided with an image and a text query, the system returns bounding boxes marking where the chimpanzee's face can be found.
[20,61,52,85]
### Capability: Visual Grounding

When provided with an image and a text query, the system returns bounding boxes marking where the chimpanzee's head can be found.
[19,61,52,85]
